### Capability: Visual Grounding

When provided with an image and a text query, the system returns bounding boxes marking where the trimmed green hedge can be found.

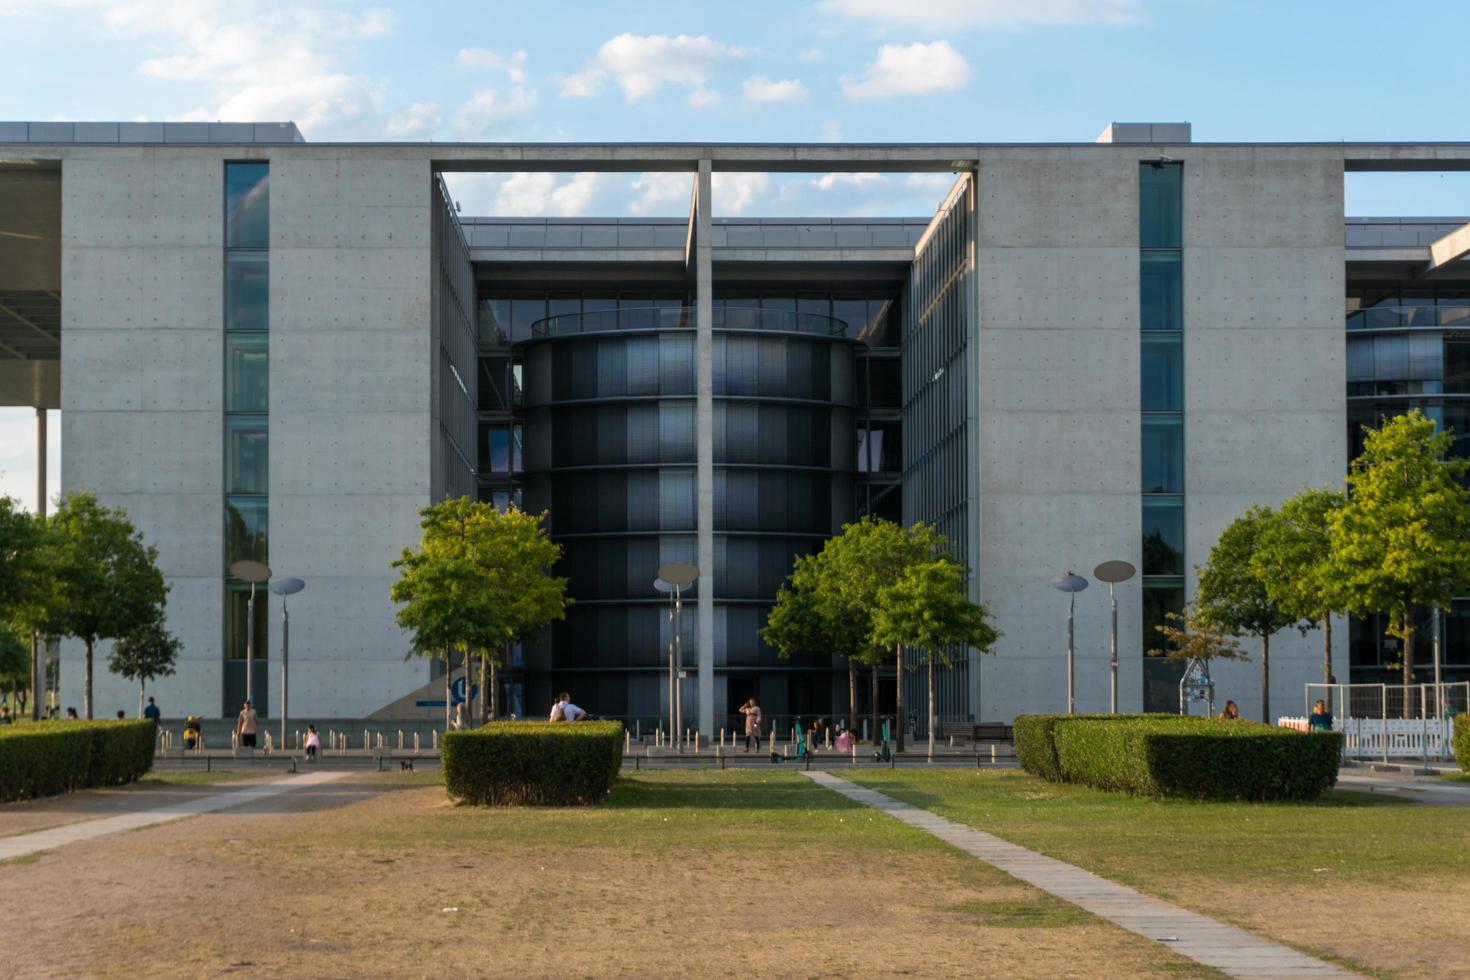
[442,720,623,806]
[1018,714,1341,801]
[0,720,156,803]
[1454,713,1469,774]
[1014,714,1168,782]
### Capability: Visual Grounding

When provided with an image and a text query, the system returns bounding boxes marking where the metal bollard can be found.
[414,732,420,752]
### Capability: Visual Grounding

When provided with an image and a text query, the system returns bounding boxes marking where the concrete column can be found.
[695,159,715,738]
[963,169,984,722]
[32,408,46,719]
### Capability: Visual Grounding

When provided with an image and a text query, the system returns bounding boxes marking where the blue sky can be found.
[3,0,1470,504]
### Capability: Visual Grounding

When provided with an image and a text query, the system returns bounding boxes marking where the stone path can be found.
[1336,771,1470,807]
[803,771,1354,979]
[0,771,349,863]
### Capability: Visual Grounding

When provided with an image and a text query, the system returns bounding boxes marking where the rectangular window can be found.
[225,162,270,248]
[1141,415,1183,493]
[1140,332,1183,411]
[483,424,510,473]
[1140,251,1182,329]
[225,496,268,568]
[225,416,269,494]
[225,252,269,330]
[224,583,269,659]
[1447,338,1470,395]
[224,335,269,412]
[479,298,510,346]
[479,356,509,410]
[511,297,545,342]
[1141,496,1184,576]
[1138,162,1183,248]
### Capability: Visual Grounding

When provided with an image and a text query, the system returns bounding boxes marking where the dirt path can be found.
[0,772,1216,979]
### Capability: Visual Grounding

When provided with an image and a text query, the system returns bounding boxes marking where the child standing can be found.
[304,724,321,761]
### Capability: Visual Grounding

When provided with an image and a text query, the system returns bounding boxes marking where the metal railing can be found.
[1346,306,1470,330]
[531,306,850,338]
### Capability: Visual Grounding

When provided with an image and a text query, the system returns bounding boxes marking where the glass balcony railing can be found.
[1346,306,1470,330]
[531,306,850,338]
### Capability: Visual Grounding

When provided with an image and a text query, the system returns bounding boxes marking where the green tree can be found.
[41,492,168,719]
[1147,605,1246,663]
[814,517,945,752]
[0,621,31,715]
[873,556,999,759]
[1253,487,1347,685]
[1328,410,1470,695]
[762,550,869,734]
[108,618,181,717]
[1195,505,1302,723]
[0,496,45,718]
[390,498,569,729]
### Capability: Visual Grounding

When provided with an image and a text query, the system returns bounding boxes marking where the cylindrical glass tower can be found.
[519,307,855,728]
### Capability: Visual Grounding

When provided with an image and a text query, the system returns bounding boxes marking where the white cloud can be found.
[455,86,539,136]
[629,172,693,215]
[34,0,397,135]
[492,172,621,216]
[819,0,1142,30]
[712,173,775,215]
[743,76,809,103]
[458,48,528,82]
[842,41,970,99]
[688,87,722,108]
[385,101,441,137]
[815,172,883,191]
[561,33,746,101]
[798,48,827,62]
[819,121,844,142]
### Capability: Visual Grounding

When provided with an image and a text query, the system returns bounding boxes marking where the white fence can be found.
[1279,715,1456,760]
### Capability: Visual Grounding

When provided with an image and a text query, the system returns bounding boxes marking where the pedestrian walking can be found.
[739,697,762,751]
[236,699,259,748]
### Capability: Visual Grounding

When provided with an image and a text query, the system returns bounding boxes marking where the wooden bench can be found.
[941,722,1014,745]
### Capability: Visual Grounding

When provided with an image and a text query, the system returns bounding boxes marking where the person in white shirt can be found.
[550,691,586,722]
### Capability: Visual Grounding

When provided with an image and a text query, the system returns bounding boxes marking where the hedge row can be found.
[0,720,157,803]
[443,720,623,806]
[1455,713,1469,774]
[1015,713,1342,801]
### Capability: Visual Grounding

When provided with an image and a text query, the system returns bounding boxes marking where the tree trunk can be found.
[847,657,857,735]
[479,651,488,726]
[139,677,145,718]
[30,632,41,721]
[443,647,452,732]
[870,663,879,746]
[927,650,935,761]
[1402,607,1415,719]
[84,637,94,719]
[490,656,499,722]
[895,643,905,754]
[1260,633,1270,725]
[1323,614,1333,684]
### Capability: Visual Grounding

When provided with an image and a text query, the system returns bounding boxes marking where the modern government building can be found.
[3,119,1470,731]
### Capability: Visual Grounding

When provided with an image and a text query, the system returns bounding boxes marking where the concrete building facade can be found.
[2,121,1467,728]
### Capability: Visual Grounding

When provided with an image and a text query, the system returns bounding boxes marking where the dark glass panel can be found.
[482,424,510,473]
[863,298,900,347]
[1140,251,1183,329]
[479,356,509,410]
[225,496,268,568]
[224,334,269,412]
[833,297,868,341]
[225,252,269,330]
[225,416,268,494]
[512,423,524,472]
[511,297,545,343]
[869,357,902,410]
[1141,496,1184,576]
[225,162,269,248]
[224,582,270,660]
[479,298,510,346]
[1141,414,1183,493]
[1140,332,1183,411]
[1446,338,1470,395]
[1138,162,1182,249]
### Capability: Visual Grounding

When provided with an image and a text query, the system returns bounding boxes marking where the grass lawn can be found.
[0,770,1218,978]
[846,769,1470,979]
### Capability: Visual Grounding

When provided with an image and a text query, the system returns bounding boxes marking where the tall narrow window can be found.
[1139,161,1184,713]
[223,161,269,716]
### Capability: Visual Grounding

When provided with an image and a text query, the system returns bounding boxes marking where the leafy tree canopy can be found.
[108,618,181,687]
[871,556,999,663]
[1147,606,1246,662]
[1195,504,1302,640]
[1252,487,1346,624]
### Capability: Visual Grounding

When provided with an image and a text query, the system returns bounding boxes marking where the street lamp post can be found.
[229,560,271,709]
[657,562,699,752]
[1049,571,1089,714]
[269,577,305,750]
[1093,561,1137,714]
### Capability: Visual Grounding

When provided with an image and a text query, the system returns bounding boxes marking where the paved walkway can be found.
[1336,771,1470,807]
[0,771,349,863]
[803,771,1354,979]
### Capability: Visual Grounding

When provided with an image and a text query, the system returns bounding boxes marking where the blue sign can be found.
[450,677,480,706]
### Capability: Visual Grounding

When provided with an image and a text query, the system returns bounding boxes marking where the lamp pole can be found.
[657,562,699,752]
[230,561,271,711]
[1050,572,1089,715]
[1094,561,1137,714]
[270,578,305,750]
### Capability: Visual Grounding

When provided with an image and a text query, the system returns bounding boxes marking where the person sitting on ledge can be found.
[1218,700,1240,721]
[549,692,586,722]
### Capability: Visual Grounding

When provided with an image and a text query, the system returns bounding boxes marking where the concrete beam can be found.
[1427,220,1470,272]
[0,359,59,407]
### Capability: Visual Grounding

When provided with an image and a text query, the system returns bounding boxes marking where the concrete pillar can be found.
[695,159,715,738]
[32,407,46,719]
[963,170,984,722]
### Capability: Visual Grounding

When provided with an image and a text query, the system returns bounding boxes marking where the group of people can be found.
[737,698,859,754]
[549,692,587,722]
[1217,697,1334,730]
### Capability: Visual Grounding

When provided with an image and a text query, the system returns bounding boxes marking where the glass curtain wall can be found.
[1140,162,1185,712]
[223,162,269,715]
